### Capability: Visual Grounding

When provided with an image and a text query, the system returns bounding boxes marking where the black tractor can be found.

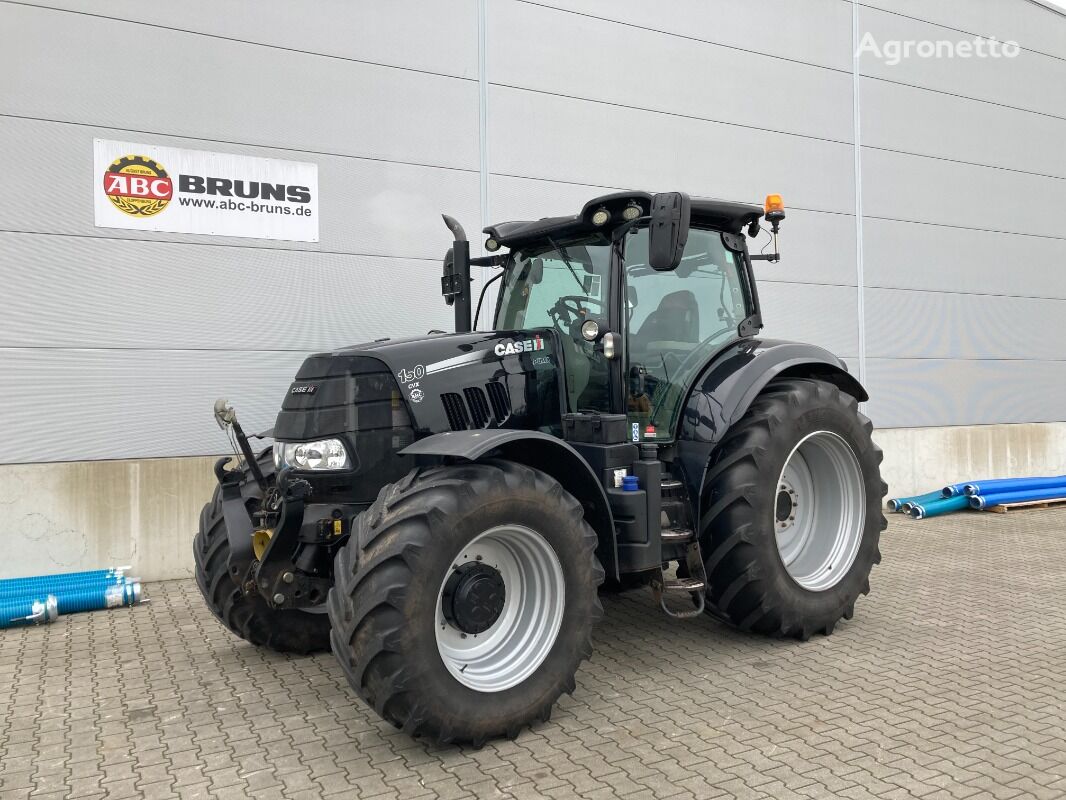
[196,191,886,746]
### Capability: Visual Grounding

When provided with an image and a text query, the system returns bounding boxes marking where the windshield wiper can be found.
[545,234,587,293]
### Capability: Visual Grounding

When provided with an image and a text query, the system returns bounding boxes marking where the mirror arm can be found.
[470,255,506,267]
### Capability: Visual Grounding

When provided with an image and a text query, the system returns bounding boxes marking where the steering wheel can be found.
[549,296,607,340]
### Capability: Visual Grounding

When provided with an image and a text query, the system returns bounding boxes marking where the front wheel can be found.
[700,378,887,639]
[327,460,604,746]
[193,448,332,653]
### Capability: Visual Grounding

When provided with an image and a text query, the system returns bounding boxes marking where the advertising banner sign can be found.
[93,139,319,242]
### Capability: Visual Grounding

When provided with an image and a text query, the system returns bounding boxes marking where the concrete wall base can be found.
[875,422,1066,500]
[1,421,1063,580]
[0,455,218,581]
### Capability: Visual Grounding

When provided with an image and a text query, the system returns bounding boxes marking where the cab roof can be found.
[484,191,764,249]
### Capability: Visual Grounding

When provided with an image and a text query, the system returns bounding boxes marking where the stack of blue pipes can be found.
[0,567,144,629]
[888,475,1066,519]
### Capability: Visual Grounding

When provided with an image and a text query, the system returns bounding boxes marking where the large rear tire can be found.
[328,460,604,746]
[700,378,887,639]
[193,449,332,654]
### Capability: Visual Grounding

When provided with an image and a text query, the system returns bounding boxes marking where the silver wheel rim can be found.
[774,431,866,591]
[435,525,565,693]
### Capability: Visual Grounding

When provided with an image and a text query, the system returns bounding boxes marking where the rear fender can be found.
[675,339,868,528]
[400,430,618,579]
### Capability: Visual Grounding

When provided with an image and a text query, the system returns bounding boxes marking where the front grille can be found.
[275,355,405,440]
[441,382,512,431]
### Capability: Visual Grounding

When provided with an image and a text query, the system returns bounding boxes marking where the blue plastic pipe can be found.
[0,572,132,600]
[51,581,142,614]
[941,483,974,498]
[0,571,127,597]
[964,476,1066,496]
[0,594,59,628]
[888,490,944,512]
[0,567,127,585]
[910,495,971,519]
[969,487,1066,510]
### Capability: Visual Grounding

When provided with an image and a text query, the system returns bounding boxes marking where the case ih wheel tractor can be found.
[195,190,887,745]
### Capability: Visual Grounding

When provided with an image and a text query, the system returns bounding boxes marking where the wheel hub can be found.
[775,484,798,531]
[441,562,506,634]
[435,525,565,693]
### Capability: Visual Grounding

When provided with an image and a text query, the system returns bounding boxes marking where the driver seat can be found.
[636,290,699,351]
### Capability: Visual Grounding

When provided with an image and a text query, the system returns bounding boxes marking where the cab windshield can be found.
[495,233,613,412]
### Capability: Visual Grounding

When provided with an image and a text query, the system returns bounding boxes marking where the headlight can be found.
[274,439,350,471]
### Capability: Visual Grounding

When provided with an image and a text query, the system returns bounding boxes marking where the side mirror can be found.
[628,364,646,394]
[648,192,691,271]
[529,257,544,285]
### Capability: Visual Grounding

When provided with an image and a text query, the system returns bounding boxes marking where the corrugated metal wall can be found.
[1,0,1064,464]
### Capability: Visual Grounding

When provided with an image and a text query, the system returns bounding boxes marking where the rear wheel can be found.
[193,449,332,654]
[328,460,604,746]
[699,378,887,639]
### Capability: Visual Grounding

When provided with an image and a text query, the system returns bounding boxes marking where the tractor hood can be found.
[276,329,565,442]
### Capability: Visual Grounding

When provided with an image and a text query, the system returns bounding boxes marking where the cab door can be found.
[622,226,751,443]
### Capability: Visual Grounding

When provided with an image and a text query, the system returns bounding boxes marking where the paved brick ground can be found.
[2,509,1066,799]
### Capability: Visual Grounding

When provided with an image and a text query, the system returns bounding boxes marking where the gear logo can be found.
[102,154,173,217]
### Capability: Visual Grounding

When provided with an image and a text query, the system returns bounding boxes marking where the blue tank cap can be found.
[622,475,639,492]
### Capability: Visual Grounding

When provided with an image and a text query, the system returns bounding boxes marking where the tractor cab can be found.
[456,191,776,445]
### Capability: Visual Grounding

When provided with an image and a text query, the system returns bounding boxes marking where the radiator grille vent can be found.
[463,387,491,428]
[440,383,513,431]
[441,393,470,431]
[485,381,511,421]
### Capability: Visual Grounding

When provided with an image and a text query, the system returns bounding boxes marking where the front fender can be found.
[400,430,619,579]
[675,338,868,526]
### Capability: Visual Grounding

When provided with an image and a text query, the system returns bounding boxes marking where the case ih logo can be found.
[494,336,546,357]
[103,155,173,217]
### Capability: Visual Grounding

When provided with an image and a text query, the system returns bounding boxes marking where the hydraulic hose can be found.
[963,476,1066,496]
[0,594,58,629]
[969,486,1066,510]
[910,495,971,519]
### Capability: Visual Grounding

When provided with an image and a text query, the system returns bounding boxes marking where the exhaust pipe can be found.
[442,215,471,333]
